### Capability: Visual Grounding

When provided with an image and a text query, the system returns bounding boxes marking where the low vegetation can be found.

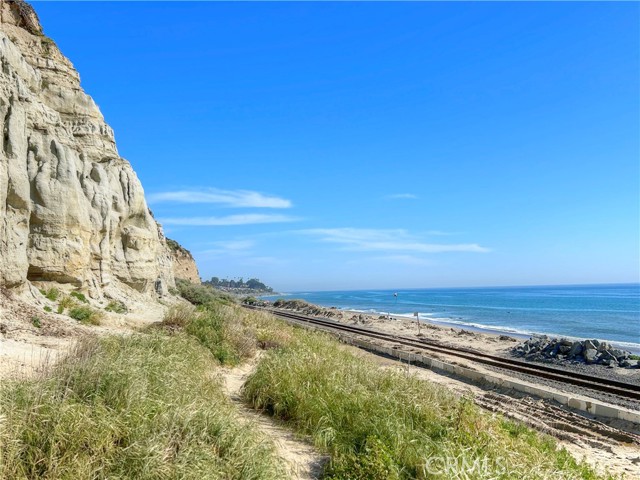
[0,334,284,479]
[243,329,610,479]
[68,305,103,325]
[160,303,285,366]
[69,291,88,303]
[4,284,613,479]
[105,299,128,314]
[39,287,60,302]
[174,278,235,306]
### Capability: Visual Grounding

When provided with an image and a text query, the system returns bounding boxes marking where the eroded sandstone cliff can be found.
[0,0,175,297]
[167,238,201,284]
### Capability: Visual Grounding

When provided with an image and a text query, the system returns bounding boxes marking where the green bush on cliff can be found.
[70,291,88,303]
[105,300,128,314]
[69,305,103,325]
[39,287,60,301]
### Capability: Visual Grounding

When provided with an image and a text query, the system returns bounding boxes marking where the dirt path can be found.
[220,355,327,480]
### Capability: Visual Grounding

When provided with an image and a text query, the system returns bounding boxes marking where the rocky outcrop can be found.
[0,1,174,297]
[512,336,639,369]
[167,238,200,284]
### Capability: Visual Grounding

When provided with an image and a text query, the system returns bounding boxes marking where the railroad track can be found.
[247,306,640,402]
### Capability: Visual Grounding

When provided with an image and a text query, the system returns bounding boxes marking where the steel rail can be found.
[247,306,640,401]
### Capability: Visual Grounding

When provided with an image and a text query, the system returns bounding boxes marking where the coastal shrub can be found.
[39,287,60,301]
[70,291,89,303]
[69,305,102,325]
[0,334,284,479]
[43,306,52,313]
[56,304,64,314]
[58,295,76,311]
[105,299,128,314]
[243,296,259,305]
[162,303,197,328]
[243,329,610,479]
[160,303,256,365]
[176,278,235,306]
[31,316,42,328]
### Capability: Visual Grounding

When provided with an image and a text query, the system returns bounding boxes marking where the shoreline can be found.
[261,294,640,354]
[381,311,640,354]
[259,298,640,378]
[261,298,640,388]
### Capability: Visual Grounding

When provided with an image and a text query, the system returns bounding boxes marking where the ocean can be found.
[262,284,640,352]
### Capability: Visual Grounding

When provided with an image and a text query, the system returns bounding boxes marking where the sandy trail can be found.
[220,355,327,480]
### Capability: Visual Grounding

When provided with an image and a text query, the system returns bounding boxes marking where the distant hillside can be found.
[203,277,274,294]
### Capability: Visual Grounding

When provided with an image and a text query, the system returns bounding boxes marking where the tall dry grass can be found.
[243,329,613,480]
[0,334,285,479]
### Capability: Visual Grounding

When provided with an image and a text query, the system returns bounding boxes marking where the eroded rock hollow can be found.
[0,0,175,297]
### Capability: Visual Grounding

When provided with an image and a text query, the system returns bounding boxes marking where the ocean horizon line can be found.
[272,281,640,296]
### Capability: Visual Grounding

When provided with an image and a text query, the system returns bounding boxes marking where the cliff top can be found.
[1,0,43,35]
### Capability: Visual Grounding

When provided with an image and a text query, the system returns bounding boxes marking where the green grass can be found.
[0,334,285,480]
[39,287,60,302]
[175,279,235,307]
[243,328,612,480]
[105,300,128,314]
[70,291,89,303]
[58,295,76,311]
[161,303,257,366]
[68,305,103,325]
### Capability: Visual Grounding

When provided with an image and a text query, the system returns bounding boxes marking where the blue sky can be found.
[34,1,639,291]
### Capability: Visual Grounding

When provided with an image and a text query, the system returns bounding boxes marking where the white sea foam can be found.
[337,307,640,352]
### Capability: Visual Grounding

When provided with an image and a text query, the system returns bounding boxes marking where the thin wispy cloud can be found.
[300,228,490,254]
[373,255,434,266]
[240,256,286,266]
[197,240,256,258]
[149,188,292,208]
[212,239,255,251]
[197,239,256,258]
[160,214,298,226]
[385,193,418,200]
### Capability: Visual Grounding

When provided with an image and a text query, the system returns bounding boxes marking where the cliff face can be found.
[167,239,201,284]
[0,1,174,297]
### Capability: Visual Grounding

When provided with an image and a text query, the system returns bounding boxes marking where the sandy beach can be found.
[265,298,640,384]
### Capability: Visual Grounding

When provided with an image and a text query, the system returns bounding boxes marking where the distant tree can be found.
[204,276,273,292]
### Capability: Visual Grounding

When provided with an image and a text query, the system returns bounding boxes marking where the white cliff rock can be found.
[0,1,174,297]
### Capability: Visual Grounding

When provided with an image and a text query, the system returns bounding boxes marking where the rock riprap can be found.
[0,1,175,297]
[512,336,639,369]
